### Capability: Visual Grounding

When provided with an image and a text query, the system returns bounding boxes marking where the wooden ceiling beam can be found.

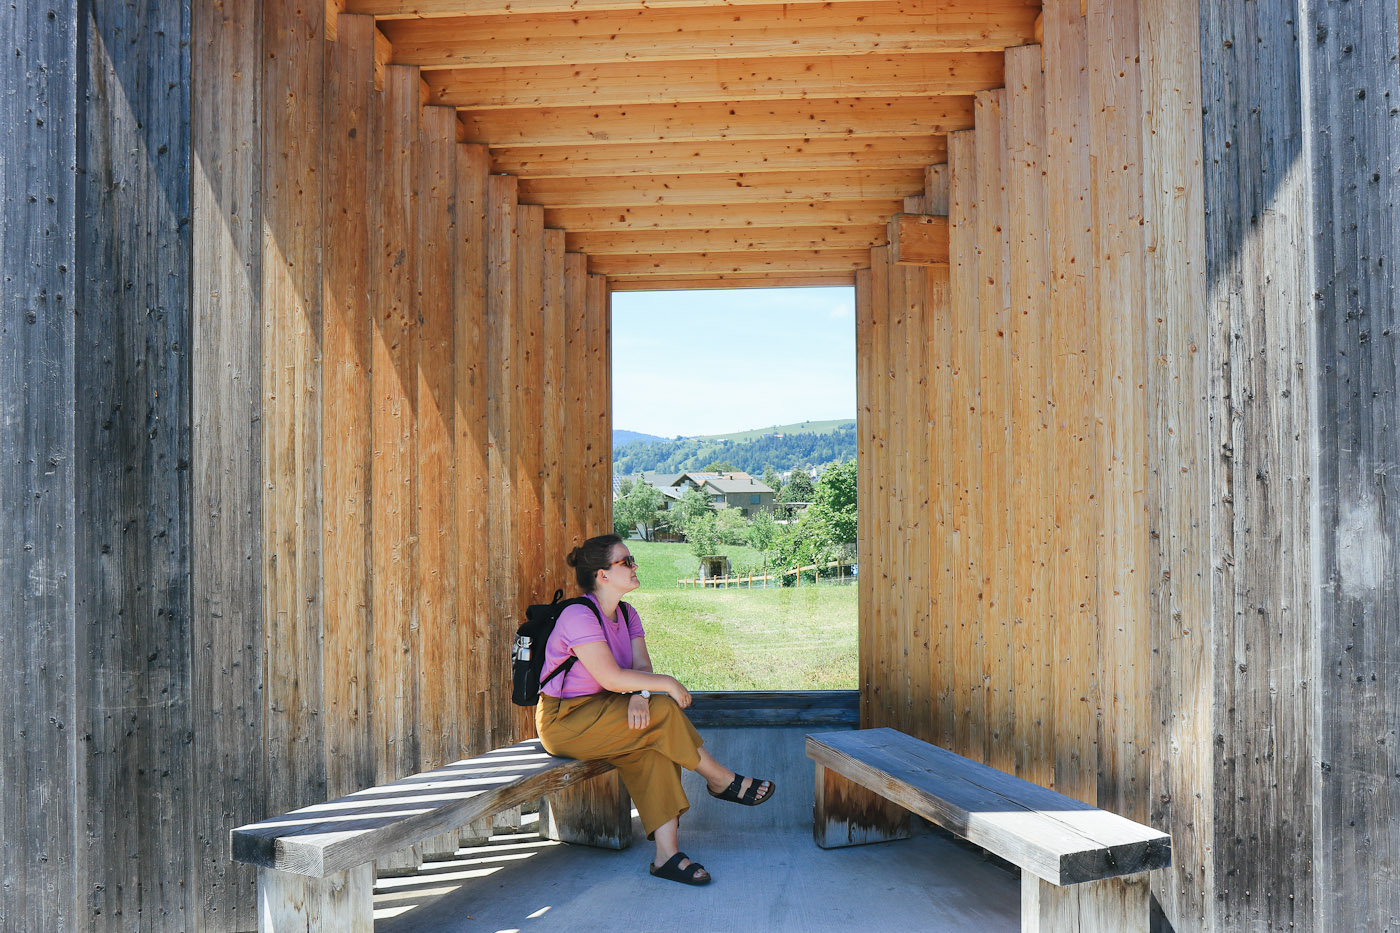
[459,97,974,147]
[567,224,886,254]
[606,272,858,290]
[380,2,1039,68]
[490,136,947,178]
[427,52,1002,110]
[588,249,872,275]
[545,200,904,230]
[348,0,886,17]
[517,169,924,207]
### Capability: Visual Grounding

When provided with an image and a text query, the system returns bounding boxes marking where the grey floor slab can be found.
[375,823,1019,933]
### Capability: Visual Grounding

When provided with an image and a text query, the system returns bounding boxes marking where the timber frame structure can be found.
[2,1,1397,930]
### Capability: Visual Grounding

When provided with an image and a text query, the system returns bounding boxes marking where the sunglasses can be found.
[609,555,638,569]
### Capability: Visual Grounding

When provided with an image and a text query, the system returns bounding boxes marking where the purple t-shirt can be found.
[540,594,646,699]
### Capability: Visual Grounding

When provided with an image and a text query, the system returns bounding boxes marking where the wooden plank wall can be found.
[193,6,615,926]
[857,1,1213,929]
[1306,1,1400,926]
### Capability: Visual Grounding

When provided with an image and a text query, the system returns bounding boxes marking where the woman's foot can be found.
[707,771,774,805]
[650,850,710,885]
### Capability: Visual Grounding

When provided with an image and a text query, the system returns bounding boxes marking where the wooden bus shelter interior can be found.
[2,0,1397,930]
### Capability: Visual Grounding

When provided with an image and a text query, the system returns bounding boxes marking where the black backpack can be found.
[512,590,633,706]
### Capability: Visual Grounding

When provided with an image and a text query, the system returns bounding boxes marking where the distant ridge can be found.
[613,429,673,446]
[613,418,855,476]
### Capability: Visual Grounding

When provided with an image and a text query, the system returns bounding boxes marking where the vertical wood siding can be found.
[191,1,264,927]
[0,4,80,931]
[1305,0,1400,926]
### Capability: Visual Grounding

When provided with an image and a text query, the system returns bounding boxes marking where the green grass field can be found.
[623,541,857,690]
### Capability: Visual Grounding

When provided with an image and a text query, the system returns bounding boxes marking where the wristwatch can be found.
[639,690,651,699]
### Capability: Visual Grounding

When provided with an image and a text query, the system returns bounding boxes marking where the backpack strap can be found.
[538,596,608,692]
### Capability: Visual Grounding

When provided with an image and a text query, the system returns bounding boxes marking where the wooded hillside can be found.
[613,422,856,474]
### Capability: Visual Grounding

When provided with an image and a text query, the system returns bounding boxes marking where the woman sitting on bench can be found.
[535,533,774,886]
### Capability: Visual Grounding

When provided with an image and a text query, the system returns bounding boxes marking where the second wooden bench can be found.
[806,728,1171,933]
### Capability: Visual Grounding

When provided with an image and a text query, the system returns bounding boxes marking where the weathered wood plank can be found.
[460,97,975,148]
[974,89,1014,775]
[513,204,548,740]
[1306,1,1400,927]
[854,267,874,730]
[813,763,911,849]
[417,104,461,783]
[1041,0,1098,807]
[1086,0,1149,824]
[1004,44,1053,791]
[257,864,373,933]
[191,0,265,924]
[382,4,1038,68]
[546,201,903,232]
[541,228,568,608]
[562,251,591,556]
[518,170,925,208]
[1135,0,1211,927]
[589,274,613,534]
[606,273,858,290]
[322,11,377,804]
[946,129,982,764]
[888,213,950,265]
[486,174,520,746]
[808,730,1171,885]
[1021,872,1150,933]
[427,52,1003,109]
[263,0,328,814]
[453,143,492,757]
[568,226,886,256]
[492,137,946,179]
[372,65,422,782]
[1,5,80,929]
[540,769,634,850]
[588,250,872,277]
[866,246,892,728]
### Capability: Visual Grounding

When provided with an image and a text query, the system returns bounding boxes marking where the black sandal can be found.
[708,773,774,806]
[649,851,710,886]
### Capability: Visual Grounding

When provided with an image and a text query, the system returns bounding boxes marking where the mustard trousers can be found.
[536,692,704,839]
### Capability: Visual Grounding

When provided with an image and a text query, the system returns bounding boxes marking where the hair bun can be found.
[566,547,582,567]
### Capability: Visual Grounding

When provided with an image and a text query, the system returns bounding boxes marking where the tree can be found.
[686,512,722,561]
[714,507,749,547]
[671,486,713,531]
[614,481,664,540]
[778,468,814,504]
[809,459,858,543]
[761,465,783,496]
[747,507,778,569]
[701,459,736,473]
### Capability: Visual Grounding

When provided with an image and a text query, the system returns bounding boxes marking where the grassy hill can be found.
[690,418,854,444]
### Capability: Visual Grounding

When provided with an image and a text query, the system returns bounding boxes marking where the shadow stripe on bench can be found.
[806,728,1171,886]
[231,738,615,879]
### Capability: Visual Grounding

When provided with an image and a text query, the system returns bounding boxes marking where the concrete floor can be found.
[374,820,1020,933]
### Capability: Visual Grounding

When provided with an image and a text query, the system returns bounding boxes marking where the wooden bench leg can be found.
[1020,873,1149,933]
[258,864,373,933]
[540,769,633,849]
[812,763,910,848]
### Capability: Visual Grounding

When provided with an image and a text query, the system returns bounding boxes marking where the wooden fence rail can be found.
[678,560,855,588]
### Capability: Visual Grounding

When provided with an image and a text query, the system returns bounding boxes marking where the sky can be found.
[610,286,856,438]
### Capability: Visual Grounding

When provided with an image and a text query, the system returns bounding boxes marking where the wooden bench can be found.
[231,739,632,932]
[806,728,1171,933]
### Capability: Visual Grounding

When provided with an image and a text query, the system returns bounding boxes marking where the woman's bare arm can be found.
[571,641,691,706]
[631,636,653,673]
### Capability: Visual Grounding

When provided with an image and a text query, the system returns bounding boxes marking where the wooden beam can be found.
[459,96,975,147]
[349,0,946,16]
[589,249,870,276]
[606,272,856,290]
[382,2,1040,69]
[518,169,925,207]
[566,224,886,254]
[545,200,904,231]
[427,52,1002,109]
[490,136,947,178]
[887,213,950,264]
